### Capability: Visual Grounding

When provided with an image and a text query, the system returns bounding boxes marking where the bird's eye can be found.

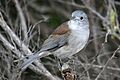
[80,17,83,20]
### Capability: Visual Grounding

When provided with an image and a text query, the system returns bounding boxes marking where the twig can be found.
[81,0,109,24]
[105,29,110,42]
[95,46,120,80]
[115,1,120,5]
[14,0,28,43]
[0,33,46,75]
[54,0,85,9]
[80,62,120,72]
[0,33,23,58]
[0,12,30,54]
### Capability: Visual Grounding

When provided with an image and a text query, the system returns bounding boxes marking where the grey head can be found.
[71,10,87,18]
[68,10,89,30]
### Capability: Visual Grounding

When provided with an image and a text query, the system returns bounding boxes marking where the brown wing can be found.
[40,22,70,52]
[52,22,70,35]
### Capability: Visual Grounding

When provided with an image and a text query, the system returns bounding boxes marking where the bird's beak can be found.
[70,16,75,20]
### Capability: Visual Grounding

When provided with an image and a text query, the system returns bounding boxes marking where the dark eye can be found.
[80,17,83,20]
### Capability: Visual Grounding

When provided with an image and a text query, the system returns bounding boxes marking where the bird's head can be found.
[68,10,89,30]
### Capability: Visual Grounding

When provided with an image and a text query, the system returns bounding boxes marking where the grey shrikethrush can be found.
[21,10,90,69]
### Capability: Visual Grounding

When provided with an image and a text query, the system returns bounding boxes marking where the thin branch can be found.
[81,0,109,24]
[95,46,120,80]
[0,33,46,75]
[80,62,120,72]
[0,12,30,54]
[115,1,120,5]
[14,0,28,42]
[0,33,22,58]
[53,0,85,9]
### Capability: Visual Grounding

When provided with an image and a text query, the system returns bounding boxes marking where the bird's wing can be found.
[40,22,70,51]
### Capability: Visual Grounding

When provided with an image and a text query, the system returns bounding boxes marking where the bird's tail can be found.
[20,53,40,70]
[20,51,51,70]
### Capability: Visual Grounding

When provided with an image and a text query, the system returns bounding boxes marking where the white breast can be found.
[69,28,89,53]
[53,21,89,59]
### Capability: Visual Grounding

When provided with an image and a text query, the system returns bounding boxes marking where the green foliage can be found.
[109,8,118,32]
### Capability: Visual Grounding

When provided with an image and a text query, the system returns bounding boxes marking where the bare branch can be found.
[0,33,47,75]
[95,46,120,80]
[80,62,120,72]
[0,12,58,80]
[14,0,28,42]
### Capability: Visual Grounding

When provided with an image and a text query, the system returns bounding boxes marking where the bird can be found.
[21,10,90,70]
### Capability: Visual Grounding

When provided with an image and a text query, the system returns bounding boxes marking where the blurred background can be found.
[0,0,120,80]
